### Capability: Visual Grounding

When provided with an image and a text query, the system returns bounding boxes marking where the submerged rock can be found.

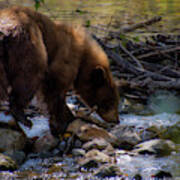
[79,149,111,168]
[162,122,180,144]
[5,151,26,166]
[79,159,99,169]
[94,164,122,178]
[74,139,83,148]
[72,148,85,157]
[0,153,17,171]
[67,119,119,146]
[111,125,142,149]
[133,174,143,180]
[85,149,111,162]
[82,138,111,151]
[33,132,58,153]
[58,140,67,153]
[133,139,176,156]
[152,170,173,179]
[0,128,26,153]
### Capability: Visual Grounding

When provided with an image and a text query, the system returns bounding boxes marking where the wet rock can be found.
[38,151,53,158]
[152,170,173,179]
[144,125,173,141]
[4,151,26,166]
[47,164,64,174]
[102,144,115,156]
[94,164,122,178]
[85,149,111,163]
[0,128,26,153]
[111,125,141,149]
[11,151,26,165]
[33,132,58,153]
[74,139,83,148]
[139,128,158,142]
[133,174,143,180]
[52,148,60,156]
[133,139,176,156]
[162,122,180,144]
[0,153,17,171]
[79,149,111,168]
[115,149,136,156]
[67,119,119,146]
[67,119,87,134]
[58,140,66,152]
[79,159,99,169]
[82,138,111,151]
[72,148,85,157]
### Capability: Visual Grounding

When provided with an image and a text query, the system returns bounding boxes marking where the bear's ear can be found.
[91,66,106,87]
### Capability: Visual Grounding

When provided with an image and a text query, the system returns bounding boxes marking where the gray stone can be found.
[72,148,85,157]
[74,139,83,148]
[82,138,110,151]
[79,159,99,169]
[111,125,141,148]
[79,149,111,168]
[58,141,66,152]
[33,132,58,153]
[4,151,26,166]
[133,139,176,156]
[94,164,122,178]
[67,119,119,146]
[0,153,17,171]
[0,128,26,153]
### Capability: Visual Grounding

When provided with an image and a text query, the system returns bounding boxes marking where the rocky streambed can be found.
[0,95,179,180]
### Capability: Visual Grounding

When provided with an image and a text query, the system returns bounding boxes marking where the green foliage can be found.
[132,36,140,42]
[119,33,140,47]
[34,0,44,10]
[75,9,88,15]
[85,20,91,28]
[119,33,128,47]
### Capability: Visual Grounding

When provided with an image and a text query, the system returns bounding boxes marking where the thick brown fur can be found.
[0,6,119,136]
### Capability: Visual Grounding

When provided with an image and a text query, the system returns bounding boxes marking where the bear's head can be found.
[89,66,119,123]
[74,34,119,124]
[76,65,119,124]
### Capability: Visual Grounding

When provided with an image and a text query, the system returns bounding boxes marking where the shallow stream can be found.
[0,0,180,179]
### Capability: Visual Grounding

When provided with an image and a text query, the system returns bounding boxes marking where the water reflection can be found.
[0,0,179,32]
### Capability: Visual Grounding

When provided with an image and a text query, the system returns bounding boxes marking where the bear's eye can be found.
[91,67,106,87]
[100,98,113,111]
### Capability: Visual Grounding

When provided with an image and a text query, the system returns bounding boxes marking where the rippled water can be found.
[120,113,180,128]
[1,96,179,178]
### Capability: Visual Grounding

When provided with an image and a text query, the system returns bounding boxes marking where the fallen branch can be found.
[141,61,180,78]
[137,46,180,60]
[107,50,174,81]
[106,50,140,75]
[137,78,180,90]
[118,41,144,69]
[122,16,162,33]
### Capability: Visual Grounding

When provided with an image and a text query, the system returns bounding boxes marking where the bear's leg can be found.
[0,61,8,101]
[6,26,47,129]
[9,76,38,127]
[43,77,74,137]
[49,96,74,137]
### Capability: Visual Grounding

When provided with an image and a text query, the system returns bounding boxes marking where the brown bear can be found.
[0,6,119,137]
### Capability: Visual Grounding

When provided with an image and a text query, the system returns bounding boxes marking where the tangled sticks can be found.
[93,17,180,102]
